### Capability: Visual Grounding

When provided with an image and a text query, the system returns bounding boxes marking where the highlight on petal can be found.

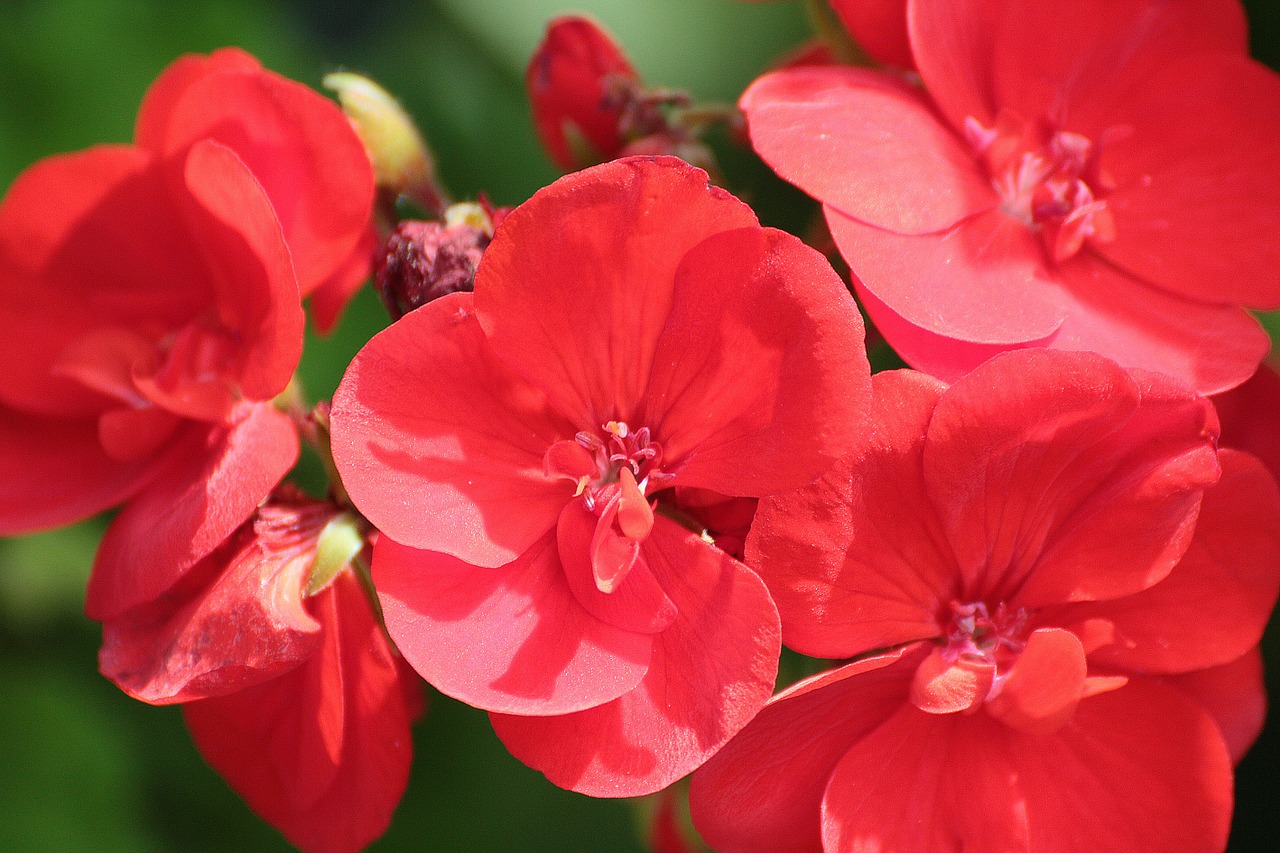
[330,292,574,568]
[829,206,1068,345]
[373,530,652,716]
[86,403,299,620]
[689,646,921,853]
[184,571,420,853]
[491,517,779,797]
[983,627,1087,734]
[909,648,992,715]
[646,225,871,497]
[741,67,993,234]
[746,369,951,658]
[474,156,758,424]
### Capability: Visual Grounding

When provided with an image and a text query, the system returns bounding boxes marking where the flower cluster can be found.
[1,2,1278,852]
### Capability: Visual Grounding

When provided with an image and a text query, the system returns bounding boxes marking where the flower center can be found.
[966,111,1121,263]
[571,420,672,512]
[940,600,1029,674]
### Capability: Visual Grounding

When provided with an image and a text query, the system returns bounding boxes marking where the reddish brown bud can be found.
[527,15,640,171]
[375,217,489,320]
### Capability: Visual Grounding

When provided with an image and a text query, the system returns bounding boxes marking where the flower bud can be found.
[323,71,444,211]
[527,16,640,171]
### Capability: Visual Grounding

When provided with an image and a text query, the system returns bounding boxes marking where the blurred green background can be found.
[0,1,1276,850]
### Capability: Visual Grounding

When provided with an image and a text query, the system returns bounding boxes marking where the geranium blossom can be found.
[99,491,422,853]
[689,350,1280,853]
[741,0,1280,393]
[0,48,376,619]
[330,155,872,795]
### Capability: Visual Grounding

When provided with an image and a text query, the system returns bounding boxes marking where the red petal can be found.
[909,0,1246,136]
[829,206,1067,344]
[1097,55,1280,309]
[0,146,207,416]
[1215,361,1280,482]
[1062,450,1280,674]
[1163,649,1267,765]
[307,226,377,335]
[646,225,871,497]
[984,627,1087,734]
[99,504,329,704]
[134,49,263,148]
[740,67,993,235]
[909,648,993,715]
[139,50,374,297]
[907,0,1003,130]
[746,369,951,658]
[689,647,921,853]
[183,571,418,853]
[1050,257,1270,395]
[373,530,651,715]
[330,292,574,567]
[86,403,299,620]
[829,0,912,68]
[854,281,1050,383]
[922,350,1217,605]
[473,157,757,425]
[0,407,156,534]
[1012,366,1221,606]
[177,139,304,401]
[491,519,780,797]
[821,705,1028,853]
[1005,679,1233,853]
[558,501,677,635]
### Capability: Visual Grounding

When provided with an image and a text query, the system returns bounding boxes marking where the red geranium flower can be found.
[689,350,1280,853]
[331,156,872,795]
[741,0,1280,393]
[0,48,376,616]
[99,491,422,853]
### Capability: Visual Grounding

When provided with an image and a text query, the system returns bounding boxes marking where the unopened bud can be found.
[527,16,640,171]
[323,71,444,211]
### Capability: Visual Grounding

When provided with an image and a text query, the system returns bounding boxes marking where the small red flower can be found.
[689,350,1280,853]
[99,491,422,853]
[741,0,1280,393]
[331,156,872,795]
